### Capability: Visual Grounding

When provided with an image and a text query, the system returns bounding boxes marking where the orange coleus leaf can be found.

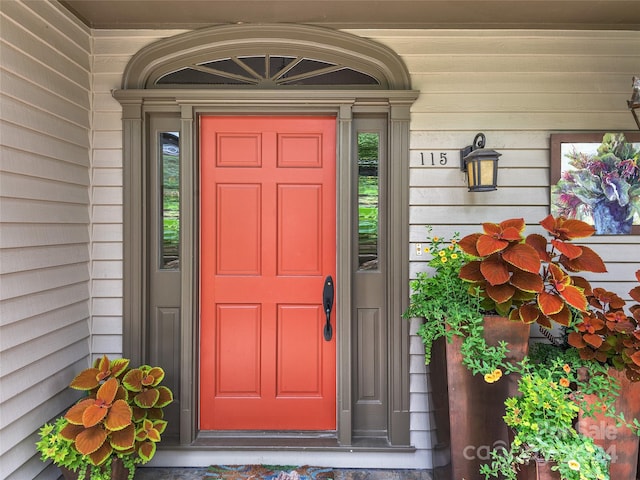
[538,291,564,316]
[498,218,526,236]
[510,269,543,293]
[559,284,589,312]
[65,398,95,425]
[525,234,552,262]
[155,386,174,408]
[562,246,607,273]
[97,377,119,404]
[59,422,84,441]
[137,367,165,387]
[82,404,109,428]
[88,442,112,466]
[568,331,587,349]
[551,239,582,260]
[110,423,135,450]
[502,243,541,274]
[630,285,640,303]
[96,355,112,382]
[135,388,160,408]
[75,425,108,455]
[485,283,515,304]
[477,235,509,256]
[123,369,144,392]
[70,368,101,390]
[153,419,168,435]
[540,215,595,240]
[132,406,147,422]
[459,261,484,282]
[480,254,510,286]
[110,358,130,378]
[583,333,604,348]
[516,304,540,324]
[572,276,593,297]
[146,407,164,420]
[104,399,132,431]
[137,440,157,463]
[631,351,640,367]
[549,305,572,326]
[458,233,481,257]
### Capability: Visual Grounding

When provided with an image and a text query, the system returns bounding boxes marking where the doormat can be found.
[205,465,334,479]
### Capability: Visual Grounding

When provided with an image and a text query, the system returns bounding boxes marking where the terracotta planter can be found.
[430,315,530,480]
[577,367,640,480]
[59,458,131,480]
[518,459,561,480]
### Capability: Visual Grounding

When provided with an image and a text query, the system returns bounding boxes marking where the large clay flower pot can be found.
[59,458,131,480]
[430,316,530,480]
[578,367,640,480]
[518,459,561,480]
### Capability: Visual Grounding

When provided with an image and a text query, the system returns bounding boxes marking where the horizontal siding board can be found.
[0,224,89,249]
[0,121,90,167]
[410,149,549,168]
[0,15,89,87]
[93,186,123,204]
[91,316,123,335]
[411,130,549,149]
[92,298,123,316]
[410,186,548,206]
[410,167,549,187]
[92,169,123,186]
[91,260,123,279]
[91,279,123,297]
[1,95,90,147]
[0,282,88,327]
[412,92,627,113]
[22,0,91,48]
[1,146,90,184]
[0,43,90,108]
[0,321,89,377]
[0,244,89,274]
[0,198,89,224]
[409,72,631,94]
[1,264,90,300]
[92,205,123,223]
[403,55,639,74]
[93,149,124,168]
[408,112,635,131]
[0,302,88,353]
[1,70,90,127]
[0,172,89,204]
[92,224,123,242]
[91,242,122,260]
[6,0,90,67]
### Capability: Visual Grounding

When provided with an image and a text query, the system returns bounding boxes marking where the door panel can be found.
[200,116,336,431]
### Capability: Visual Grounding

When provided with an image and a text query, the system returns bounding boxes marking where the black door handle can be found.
[323,276,334,341]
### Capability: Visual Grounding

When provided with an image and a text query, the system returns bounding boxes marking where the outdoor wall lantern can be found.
[459,132,501,192]
[629,76,640,130]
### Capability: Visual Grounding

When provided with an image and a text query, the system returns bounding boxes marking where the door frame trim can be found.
[115,91,417,446]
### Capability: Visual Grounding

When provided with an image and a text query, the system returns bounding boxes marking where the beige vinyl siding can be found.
[90,29,185,358]
[0,1,91,478]
[347,28,640,469]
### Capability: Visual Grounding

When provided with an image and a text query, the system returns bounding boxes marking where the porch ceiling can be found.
[62,0,640,30]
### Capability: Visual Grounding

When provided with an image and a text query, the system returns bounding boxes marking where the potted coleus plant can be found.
[567,270,640,480]
[404,230,529,480]
[458,215,607,329]
[36,355,173,480]
[480,348,612,480]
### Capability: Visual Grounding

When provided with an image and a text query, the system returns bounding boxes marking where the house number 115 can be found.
[421,152,448,166]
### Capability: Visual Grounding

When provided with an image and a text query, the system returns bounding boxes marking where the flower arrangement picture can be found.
[36,355,173,480]
[552,133,640,235]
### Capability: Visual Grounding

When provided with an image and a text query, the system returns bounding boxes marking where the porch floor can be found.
[134,467,434,479]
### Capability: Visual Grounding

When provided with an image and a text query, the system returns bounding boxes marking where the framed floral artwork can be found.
[550,132,640,235]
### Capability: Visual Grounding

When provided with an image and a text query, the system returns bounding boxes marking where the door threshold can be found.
[194,431,339,448]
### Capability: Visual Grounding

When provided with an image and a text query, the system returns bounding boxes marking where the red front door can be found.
[199,116,337,430]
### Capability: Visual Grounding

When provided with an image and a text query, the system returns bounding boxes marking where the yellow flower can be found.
[448,245,454,250]
[563,364,571,373]
[484,372,498,383]
[560,378,570,387]
[451,239,457,244]
[438,250,446,256]
[451,253,458,259]
[492,369,502,380]
[543,402,551,409]
[568,460,580,471]
[440,257,447,263]
[433,236,439,242]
